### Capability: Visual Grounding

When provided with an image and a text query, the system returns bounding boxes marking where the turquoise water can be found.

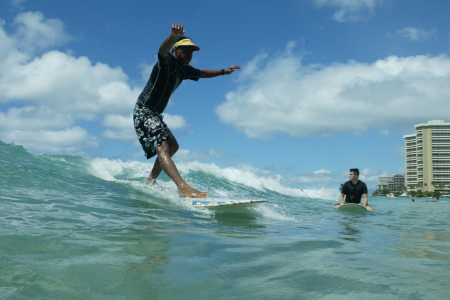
[1,141,450,299]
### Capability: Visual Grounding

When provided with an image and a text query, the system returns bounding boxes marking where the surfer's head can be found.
[172,36,200,51]
[172,36,200,65]
[349,168,359,177]
[349,168,360,183]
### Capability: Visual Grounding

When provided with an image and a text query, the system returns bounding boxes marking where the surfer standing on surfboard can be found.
[133,24,241,198]
[334,168,374,211]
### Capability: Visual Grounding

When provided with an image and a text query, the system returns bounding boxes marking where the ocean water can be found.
[1,141,450,300]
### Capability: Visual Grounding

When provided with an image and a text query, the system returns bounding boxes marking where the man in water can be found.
[133,24,241,197]
[334,168,374,211]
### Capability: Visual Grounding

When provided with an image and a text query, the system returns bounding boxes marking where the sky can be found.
[1,0,450,190]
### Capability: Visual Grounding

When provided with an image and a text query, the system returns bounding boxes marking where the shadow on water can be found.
[213,211,266,229]
[338,214,365,242]
[187,207,270,239]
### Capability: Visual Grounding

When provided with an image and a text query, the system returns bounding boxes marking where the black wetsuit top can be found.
[341,180,368,204]
[137,53,202,114]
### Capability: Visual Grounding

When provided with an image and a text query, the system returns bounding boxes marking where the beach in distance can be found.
[1,141,450,300]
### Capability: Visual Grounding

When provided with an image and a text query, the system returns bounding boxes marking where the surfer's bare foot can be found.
[145,175,157,185]
[178,184,208,198]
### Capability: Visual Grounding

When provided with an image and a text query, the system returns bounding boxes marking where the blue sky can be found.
[1,0,450,190]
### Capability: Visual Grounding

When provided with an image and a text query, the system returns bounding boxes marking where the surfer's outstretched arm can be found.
[200,66,242,78]
[158,24,185,59]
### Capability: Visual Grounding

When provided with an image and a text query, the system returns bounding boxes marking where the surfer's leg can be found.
[155,140,208,198]
[146,158,161,185]
[146,137,179,185]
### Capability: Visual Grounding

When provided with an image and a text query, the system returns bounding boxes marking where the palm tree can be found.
[429,181,435,193]
[416,182,422,191]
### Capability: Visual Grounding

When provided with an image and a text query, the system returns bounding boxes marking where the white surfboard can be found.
[183,198,268,207]
[338,203,368,212]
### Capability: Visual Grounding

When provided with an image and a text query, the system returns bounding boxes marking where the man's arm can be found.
[333,193,345,209]
[158,24,185,59]
[200,66,242,78]
[362,193,374,211]
[362,194,369,207]
[339,193,345,205]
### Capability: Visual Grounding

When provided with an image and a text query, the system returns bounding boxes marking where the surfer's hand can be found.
[224,66,242,75]
[171,24,185,37]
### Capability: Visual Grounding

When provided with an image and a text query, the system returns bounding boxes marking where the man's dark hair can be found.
[350,168,359,176]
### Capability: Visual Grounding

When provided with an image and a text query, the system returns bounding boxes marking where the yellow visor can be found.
[173,38,200,51]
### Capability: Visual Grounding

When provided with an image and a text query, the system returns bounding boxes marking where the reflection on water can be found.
[397,231,450,263]
[214,211,265,228]
[338,215,364,242]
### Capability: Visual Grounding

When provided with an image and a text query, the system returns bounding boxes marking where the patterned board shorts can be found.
[133,101,173,159]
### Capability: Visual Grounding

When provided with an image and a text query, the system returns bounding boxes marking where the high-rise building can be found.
[376,174,404,191]
[377,176,391,190]
[404,120,450,193]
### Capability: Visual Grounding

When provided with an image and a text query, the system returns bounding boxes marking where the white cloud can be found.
[162,114,187,130]
[216,42,450,140]
[297,168,333,184]
[293,167,386,189]
[139,59,157,82]
[358,168,387,183]
[394,27,437,42]
[101,114,136,141]
[238,52,269,79]
[0,11,141,155]
[313,169,332,175]
[0,50,136,116]
[174,149,225,161]
[313,0,386,22]
[9,0,26,11]
[12,11,73,53]
[298,176,333,184]
[2,126,98,154]
[100,112,188,144]
[0,106,74,130]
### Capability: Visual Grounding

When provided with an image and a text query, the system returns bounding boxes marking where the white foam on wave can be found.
[88,158,180,204]
[89,158,124,181]
[177,161,340,200]
[89,158,151,181]
[88,158,340,201]
[301,187,341,201]
[87,158,338,221]
[179,161,303,194]
[253,204,299,222]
